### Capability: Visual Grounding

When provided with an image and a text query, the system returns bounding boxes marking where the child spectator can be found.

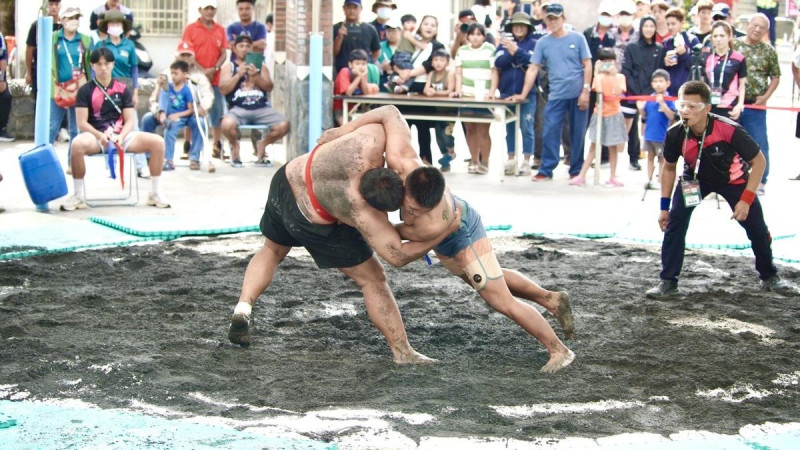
[400,14,416,32]
[570,48,628,187]
[333,49,379,125]
[423,49,456,171]
[453,23,496,175]
[159,60,205,171]
[638,69,675,190]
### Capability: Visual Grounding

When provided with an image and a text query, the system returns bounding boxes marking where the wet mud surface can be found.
[1,235,798,443]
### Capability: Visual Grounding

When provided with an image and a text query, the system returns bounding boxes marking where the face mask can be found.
[619,15,633,27]
[598,16,613,27]
[377,7,392,20]
[107,25,124,37]
[64,19,79,32]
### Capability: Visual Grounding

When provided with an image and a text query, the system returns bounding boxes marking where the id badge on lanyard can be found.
[710,52,729,106]
[681,126,706,208]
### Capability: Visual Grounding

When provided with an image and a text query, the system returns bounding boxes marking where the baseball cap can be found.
[385,17,402,29]
[712,3,730,18]
[175,41,195,56]
[199,0,217,8]
[344,0,362,6]
[544,3,564,17]
[597,0,617,15]
[234,33,253,45]
[618,1,636,14]
[59,5,81,19]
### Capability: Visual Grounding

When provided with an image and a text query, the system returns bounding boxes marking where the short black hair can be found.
[651,68,670,82]
[466,22,486,37]
[679,80,712,104]
[431,48,450,60]
[90,47,115,64]
[360,168,405,212]
[597,47,616,62]
[349,48,369,62]
[170,60,190,73]
[266,13,274,24]
[406,167,445,209]
[236,0,255,4]
[401,14,416,24]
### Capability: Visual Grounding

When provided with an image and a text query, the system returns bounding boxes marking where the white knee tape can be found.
[463,252,503,291]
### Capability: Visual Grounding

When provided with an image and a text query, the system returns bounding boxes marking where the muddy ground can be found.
[0,235,798,443]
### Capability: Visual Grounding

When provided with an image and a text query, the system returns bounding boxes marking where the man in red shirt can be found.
[182,0,228,157]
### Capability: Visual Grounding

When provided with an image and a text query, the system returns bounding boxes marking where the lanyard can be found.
[61,36,82,70]
[713,50,730,89]
[682,118,708,180]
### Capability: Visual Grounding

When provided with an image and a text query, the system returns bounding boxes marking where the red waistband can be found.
[304,144,337,223]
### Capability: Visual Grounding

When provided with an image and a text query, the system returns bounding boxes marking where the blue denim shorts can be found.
[433,196,487,258]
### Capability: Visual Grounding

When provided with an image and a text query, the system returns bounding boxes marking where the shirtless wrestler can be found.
[228,106,460,364]
[319,106,575,373]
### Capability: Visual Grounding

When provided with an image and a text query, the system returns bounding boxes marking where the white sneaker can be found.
[518,163,531,176]
[60,195,88,211]
[504,159,517,176]
[58,128,70,143]
[147,192,171,208]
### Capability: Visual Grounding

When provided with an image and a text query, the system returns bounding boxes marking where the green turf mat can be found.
[0,213,155,261]
[90,215,260,239]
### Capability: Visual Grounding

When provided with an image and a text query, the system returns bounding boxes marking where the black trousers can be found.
[660,180,777,282]
[0,88,11,132]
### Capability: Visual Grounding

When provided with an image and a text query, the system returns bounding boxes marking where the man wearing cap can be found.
[518,3,592,182]
[141,41,215,171]
[49,5,92,166]
[689,0,715,43]
[227,0,268,53]
[89,0,134,42]
[25,0,62,97]
[334,0,381,74]
[633,0,651,31]
[493,12,538,176]
[378,18,402,91]
[182,1,228,159]
[712,3,745,38]
[371,1,397,42]
[219,34,289,168]
[734,13,780,196]
[0,29,13,142]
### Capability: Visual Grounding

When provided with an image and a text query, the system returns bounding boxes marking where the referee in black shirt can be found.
[646,81,797,297]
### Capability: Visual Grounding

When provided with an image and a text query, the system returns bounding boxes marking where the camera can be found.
[460,23,470,33]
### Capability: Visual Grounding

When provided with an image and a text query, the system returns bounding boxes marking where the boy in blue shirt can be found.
[638,69,676,189]
[159,60,205,171]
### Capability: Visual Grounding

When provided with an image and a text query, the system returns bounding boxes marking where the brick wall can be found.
[281,0,333,66]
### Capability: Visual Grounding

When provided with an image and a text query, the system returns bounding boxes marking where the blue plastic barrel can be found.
[18,143,68,205]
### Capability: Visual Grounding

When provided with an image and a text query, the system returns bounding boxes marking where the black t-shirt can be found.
[75,79,134,133]
[333,21,381,73]
[663,114,760,185]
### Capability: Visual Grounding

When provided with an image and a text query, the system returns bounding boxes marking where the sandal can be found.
[467,164,478,174]
[475,163,489,175]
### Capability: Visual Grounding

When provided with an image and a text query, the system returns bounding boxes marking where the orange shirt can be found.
[592,73,626,117]
[182,20,227,86]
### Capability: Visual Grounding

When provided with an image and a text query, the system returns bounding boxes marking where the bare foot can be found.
[554,291,575,339]
[540,348,575,374]
[394,350,438,365]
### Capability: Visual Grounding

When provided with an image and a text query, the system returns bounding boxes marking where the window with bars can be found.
[128,0,186,36]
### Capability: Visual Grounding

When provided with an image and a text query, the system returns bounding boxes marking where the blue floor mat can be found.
[0,213,155,260]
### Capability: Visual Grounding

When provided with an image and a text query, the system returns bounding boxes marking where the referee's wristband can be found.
[660,197,670,211]
[740,189,756,205]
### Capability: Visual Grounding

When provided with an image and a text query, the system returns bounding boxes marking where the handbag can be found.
[53,36,86,108]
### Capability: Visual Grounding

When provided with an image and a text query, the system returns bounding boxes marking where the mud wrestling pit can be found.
[1,234,799,447]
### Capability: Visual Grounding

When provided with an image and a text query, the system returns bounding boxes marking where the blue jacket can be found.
[494,33,536,98]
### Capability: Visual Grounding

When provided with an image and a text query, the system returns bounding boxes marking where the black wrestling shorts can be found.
[259,165,374,269]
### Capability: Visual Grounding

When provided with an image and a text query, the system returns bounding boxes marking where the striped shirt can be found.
[455,42,496,98]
